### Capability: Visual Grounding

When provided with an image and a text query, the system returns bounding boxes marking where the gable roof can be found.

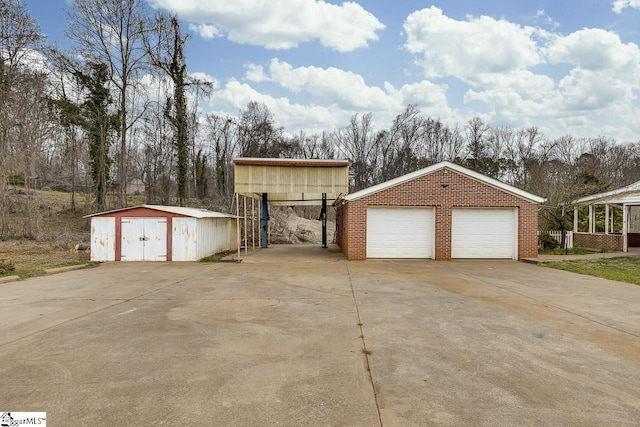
[84,205,239,219]
[342,161,546,204]
[573,179,640,205]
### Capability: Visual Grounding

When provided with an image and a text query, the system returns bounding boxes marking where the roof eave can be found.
[343,161,545,204]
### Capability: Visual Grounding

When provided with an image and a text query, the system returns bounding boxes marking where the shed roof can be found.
[573,179,640,205]
[233,157,350,206]
[84,205,239,219]
[233,158,349,167]
[342,161,546,204]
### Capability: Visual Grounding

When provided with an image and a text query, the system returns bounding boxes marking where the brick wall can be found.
[336,168,539,260]
[573,233,624,252]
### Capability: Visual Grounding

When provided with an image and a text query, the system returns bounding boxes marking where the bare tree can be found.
[135,101,174,204]
[463,116,496,176]
[204,113,237,203]
[335,113,379,191]
[66,0,149,207]
[0,0,45,236]
[145,12,213,206]
[236,101,284,158]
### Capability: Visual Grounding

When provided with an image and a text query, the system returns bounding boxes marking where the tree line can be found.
[1,0,639,240]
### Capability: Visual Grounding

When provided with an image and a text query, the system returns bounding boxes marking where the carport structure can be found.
[572,179,640,252]
[233,158,349,255]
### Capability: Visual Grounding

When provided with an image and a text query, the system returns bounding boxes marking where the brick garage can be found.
[335,161,545,260]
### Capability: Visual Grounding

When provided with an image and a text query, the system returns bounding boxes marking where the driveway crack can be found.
[347,264,383,427]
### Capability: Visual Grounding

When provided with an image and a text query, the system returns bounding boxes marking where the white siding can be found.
[90,217,116,261]
[195,218,239,259]
[172,217,197,261]
[172,217,238,261]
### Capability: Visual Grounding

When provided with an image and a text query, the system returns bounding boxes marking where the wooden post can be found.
[605,204,609,234]
[236,193,240,261]
[589,205,594,233]
[244,196,248,255]
[623,204,628,252]
[573,207,578,233]
[251,197,255,252]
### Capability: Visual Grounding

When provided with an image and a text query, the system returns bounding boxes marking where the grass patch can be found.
[0,250,93,279]
[200,251,236,263]
[539,247,595,255]
[544,257,640,285]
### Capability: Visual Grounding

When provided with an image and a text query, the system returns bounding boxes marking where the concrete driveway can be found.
[1,245,639,426]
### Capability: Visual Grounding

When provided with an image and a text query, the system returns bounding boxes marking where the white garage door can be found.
[121,217,167,261]
[451,208,517,259]
[367,207,434,258]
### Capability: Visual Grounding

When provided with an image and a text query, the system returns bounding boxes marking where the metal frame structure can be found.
[233,158,349,259]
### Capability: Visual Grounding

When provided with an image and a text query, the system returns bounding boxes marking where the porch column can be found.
[589,205,594,233]
[573,207,578,232]
[623,204,628,252]
[605,204,609,234]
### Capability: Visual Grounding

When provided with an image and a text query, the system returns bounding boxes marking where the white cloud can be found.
[250,58,392,110]
[203,60,459,135]
[558,68,632,111]
[147,0,385,51]
[242,59,455,121]
[613,0,640,13]
[188,23,222,39]
[547,28,640,73]
[535,9,560,29]
[404,6,545,82]
[401,7,640,141]
[209,80,346,133]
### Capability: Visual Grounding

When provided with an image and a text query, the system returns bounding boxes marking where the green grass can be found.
[539,247,595,255]
[544,257,640,285]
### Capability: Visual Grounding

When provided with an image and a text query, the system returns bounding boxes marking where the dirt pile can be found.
[269,207,335,244]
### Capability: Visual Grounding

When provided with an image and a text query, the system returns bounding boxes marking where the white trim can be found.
[623,204,628,252]
[574,179,640,204]
[84,205,240,219]
[343,161,545,204]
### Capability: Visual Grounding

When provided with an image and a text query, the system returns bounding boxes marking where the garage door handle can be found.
[139,237,150,241]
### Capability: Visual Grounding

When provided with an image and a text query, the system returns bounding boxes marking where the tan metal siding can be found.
[234,164,349,195]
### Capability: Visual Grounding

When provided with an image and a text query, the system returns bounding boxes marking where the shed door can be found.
[366,207,434,258]
[451,208,517,259]
[121,218,167,261]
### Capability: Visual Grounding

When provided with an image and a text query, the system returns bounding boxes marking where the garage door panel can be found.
[367,207,434,258]
[452,208,517,259]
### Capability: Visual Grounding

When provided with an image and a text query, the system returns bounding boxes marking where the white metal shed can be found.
[84,205,239,262]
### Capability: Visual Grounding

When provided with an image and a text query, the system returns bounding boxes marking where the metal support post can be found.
[261,193,269,248]
[321,192,327,248]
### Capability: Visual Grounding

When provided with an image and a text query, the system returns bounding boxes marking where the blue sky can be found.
[24,0,640,142]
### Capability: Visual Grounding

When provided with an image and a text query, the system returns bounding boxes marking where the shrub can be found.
[539,232,559,250]
[0,259,16,274]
